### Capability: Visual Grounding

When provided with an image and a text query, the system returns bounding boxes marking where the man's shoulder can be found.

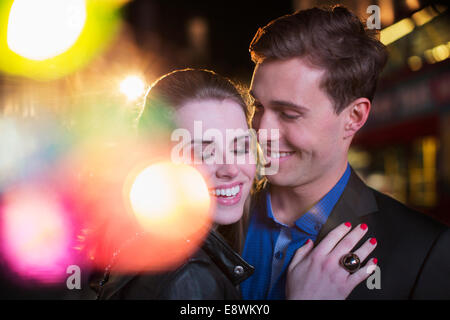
[347,168,447,235]
[369,187,447,235]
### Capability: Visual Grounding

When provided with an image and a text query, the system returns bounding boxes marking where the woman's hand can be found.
[286,222,377,300]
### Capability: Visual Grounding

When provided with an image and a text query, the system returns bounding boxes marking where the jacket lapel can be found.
[316,168,379,243]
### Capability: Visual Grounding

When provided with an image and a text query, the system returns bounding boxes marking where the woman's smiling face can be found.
[174,98,256,225]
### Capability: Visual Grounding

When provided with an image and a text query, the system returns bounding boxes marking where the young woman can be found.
[94,69,377,299]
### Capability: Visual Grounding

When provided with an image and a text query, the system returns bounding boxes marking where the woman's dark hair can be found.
[138,69,252,133]
[137,68,253,253]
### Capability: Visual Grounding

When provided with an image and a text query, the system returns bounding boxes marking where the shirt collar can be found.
[265,163,351,236]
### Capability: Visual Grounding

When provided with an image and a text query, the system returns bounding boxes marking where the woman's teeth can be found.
[210,185,240,197]
[270,151,294,159]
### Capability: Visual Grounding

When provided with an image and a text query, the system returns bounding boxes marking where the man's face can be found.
[250,57,349,188]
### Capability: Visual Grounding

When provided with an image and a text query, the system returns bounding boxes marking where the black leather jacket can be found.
[94,230,254,299]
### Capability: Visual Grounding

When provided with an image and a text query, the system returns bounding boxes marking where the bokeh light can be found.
[7,0,87,61]
[0,116,70,193]
[119,75,146,101]
[128,161,211,238]
[0,0,124,80]
[1,184,74,284]
[103,160,214,273]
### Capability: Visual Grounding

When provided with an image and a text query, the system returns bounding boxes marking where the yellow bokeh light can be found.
[0,0,123,80]
[405,0,420,11]
[432,44,449,62]
[128,162,211,239]
[424,49,436,64]
[407,56,422,71]
[411,6,438,27]
[120,75,146,101]
[7,0,87,61]
[380,18,415,46]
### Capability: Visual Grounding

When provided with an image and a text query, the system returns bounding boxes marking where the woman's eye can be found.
[233,141,249,155]
[234,147,248,155]
[191,145,215,160]
[202,149,215,159]
[200,146,215,159]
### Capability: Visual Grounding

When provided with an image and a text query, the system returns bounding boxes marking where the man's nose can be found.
[255,112,279,145]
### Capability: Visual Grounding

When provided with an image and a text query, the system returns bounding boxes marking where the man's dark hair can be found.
[249,5,388,114]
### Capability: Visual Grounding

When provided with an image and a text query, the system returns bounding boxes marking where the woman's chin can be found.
[213,207,244,226]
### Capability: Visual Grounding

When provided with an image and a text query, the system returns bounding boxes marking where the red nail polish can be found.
[344,222,352,228]
[360,223,368,230]
[306,239,311,244]
[370,238,377,245]
[373,258,378,264]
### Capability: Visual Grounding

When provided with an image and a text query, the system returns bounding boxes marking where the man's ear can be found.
[343,98,371,139]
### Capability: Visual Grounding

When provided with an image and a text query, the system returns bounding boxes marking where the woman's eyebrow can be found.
[230,134,250,145]
[182,139,214,149]
[191,139,214,144]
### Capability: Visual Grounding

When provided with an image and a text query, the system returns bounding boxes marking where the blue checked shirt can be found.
[240,163,351,300]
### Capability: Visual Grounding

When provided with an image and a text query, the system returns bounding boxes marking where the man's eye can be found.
[280,112,300,120]
[253,103,263,111]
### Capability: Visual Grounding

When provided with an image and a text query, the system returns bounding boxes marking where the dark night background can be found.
[0,0,449,299]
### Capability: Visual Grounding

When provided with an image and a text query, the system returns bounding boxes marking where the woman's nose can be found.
[215,163,239,179]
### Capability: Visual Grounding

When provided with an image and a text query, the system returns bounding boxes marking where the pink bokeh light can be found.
[1,184,74,284]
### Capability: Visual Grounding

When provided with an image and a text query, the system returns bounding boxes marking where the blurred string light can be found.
[1,184,74,283]
[405,0,420,11]
[380,5,446,46]
[380,18,415,46]
[432,44,450,62]
[119,75,146,101]
[411,6,439,27]
[0,0,127,80]
[411,42,450,70]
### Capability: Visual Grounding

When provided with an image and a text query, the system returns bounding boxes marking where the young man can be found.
[241,6,450,299]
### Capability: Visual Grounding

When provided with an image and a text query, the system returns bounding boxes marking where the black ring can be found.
[339,253,361,273]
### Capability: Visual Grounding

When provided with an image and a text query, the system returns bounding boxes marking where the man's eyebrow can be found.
[248,91,308,112]
[271,100,309,112]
